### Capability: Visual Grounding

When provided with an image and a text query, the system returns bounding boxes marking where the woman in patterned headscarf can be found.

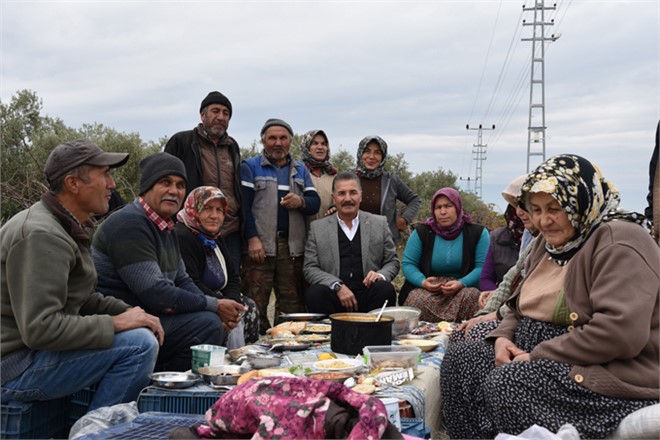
[175,186,259,348]
[441,154,658,439]
[300,129,337,221]
[354,135,421,243]
[400,188,490,322]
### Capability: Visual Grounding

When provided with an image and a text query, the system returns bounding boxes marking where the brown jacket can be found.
[489,221,660,400]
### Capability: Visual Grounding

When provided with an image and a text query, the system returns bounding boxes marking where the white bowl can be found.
[313,358,364,373]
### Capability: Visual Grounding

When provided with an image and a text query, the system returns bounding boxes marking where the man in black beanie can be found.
[165,91,243,269]
[92,152,247,371]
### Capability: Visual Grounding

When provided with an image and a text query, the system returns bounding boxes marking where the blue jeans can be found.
[1,328,158,411]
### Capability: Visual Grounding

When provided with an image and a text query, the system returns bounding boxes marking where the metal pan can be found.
[279,313,326,322]
[150,372,200,389]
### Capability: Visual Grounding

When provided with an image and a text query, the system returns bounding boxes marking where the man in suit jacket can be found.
[303,172,399,314]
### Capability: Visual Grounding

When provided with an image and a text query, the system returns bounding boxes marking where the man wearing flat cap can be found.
[93,152,246,371]
[241,119,321,334]
[1,139,162,410]
[165,91,243,269]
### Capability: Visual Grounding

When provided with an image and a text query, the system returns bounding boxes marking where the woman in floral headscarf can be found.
[354,135,420,243]
[300,129,337,221]
[441,155,658,439]
[400,188,490,322]
[175,186,259,348]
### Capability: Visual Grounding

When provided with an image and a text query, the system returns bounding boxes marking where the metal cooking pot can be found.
[330,313,393,355]
[368,306,421,337]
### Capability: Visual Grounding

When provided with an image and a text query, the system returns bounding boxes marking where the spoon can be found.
[375,300,389,322]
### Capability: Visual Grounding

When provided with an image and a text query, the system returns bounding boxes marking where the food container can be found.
[368,306,421,338]
[197,365,242,386]
[363,345,421,372]
[330,313,393,356]
[312,358,364,373]
[379,397,402,430]
[191,344,226,374]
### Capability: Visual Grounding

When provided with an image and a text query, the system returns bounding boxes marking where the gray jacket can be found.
[376,172,420,243]
[303,210,400,288]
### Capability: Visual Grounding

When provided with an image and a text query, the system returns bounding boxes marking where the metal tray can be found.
[279,313,326,322]
[150,372,200,389]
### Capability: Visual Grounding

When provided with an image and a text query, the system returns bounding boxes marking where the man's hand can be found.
[112,307,164,345]
[247,236,266,263]
[217,299,248,331]
[280,193,303,210]
[362,270,384,288]
[337,285,358,312]
[494,337,527,366]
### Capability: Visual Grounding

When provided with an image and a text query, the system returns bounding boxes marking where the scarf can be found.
[176,186,227,242]
[423,187,473,240]
[520,154,648,264]
[504,203,524,248]
[300,129,337,176]
[355,135,387,180]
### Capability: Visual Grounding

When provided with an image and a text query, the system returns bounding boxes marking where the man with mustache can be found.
[165,91,243,269]
[241,119,320,334]
[93,153,243,371]
[303,172,399,314]
[1,139,162,412]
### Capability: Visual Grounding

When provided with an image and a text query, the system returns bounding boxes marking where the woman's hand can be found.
[422,277,443,295]
[478,290,494,308]
[324,206,337,217]
[457,312,497,335]
[396,217,408,232]
[439,280,463,296]
[494,337,527,366]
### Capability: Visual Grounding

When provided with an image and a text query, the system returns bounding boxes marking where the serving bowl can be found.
[247,353,283,369]
[306,371,353,384]
[150,372,200,389]
[313,358,364,373]
[198,365,242,386]
[368,306,421,337]
[397,339,440,353]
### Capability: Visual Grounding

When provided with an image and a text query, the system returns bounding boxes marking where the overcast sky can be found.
[2,0,658,214]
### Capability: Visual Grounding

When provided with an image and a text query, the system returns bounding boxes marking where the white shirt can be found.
[337,213,360,241]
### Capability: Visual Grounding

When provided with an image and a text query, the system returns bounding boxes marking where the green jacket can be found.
[1,195,129,358]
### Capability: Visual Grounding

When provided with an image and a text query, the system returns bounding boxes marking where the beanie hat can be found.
[260,118,293,137]
[200,91,232,117]
[139,152,187,195]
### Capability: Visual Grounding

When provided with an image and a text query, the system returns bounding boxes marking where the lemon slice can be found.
[318,353,336,361]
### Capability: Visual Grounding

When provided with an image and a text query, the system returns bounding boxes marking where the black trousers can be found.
[305,280,396,315]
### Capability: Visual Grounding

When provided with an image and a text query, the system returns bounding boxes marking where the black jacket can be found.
[164,128,243,225]
[175,222,242,303]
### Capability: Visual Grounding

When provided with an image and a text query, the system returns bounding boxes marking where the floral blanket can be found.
[195,377,390,439]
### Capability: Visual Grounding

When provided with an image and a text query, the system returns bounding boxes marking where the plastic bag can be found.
[69,401,138,439]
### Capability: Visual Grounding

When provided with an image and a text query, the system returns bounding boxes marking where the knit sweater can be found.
[92,200,217,315]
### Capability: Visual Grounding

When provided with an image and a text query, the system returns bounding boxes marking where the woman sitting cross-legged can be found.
[440,154,659,439]
[400,188,490,322]
[175,186,259,349]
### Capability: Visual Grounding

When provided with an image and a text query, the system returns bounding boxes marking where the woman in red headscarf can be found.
[400,188,490,323]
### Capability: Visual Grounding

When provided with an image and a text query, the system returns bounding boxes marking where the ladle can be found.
[375,300,388,322]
